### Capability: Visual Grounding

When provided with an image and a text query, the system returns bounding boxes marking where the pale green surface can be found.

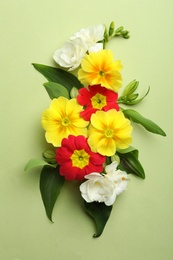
[0,0,173,259]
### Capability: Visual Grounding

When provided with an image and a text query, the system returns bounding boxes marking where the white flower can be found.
[79,162,128,206]
[53,24,105,71]
[70,24,105,53]
[53,38,87,71]
[105,162,129,196]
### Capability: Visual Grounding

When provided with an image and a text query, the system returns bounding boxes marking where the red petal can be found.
[77,88,92,106]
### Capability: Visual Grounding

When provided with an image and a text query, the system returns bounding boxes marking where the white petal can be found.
[115,180,128,195]
[105,161,118,176]
[105,192,117,206]
[88,43,103,53]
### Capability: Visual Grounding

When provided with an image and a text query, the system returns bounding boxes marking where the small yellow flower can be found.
[41,97,89,147]
[88,109,132,156]
[78,49,122,92]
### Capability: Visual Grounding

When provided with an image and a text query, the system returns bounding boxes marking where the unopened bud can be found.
[104,27,109,42]
[70,87,78,98]
[111,154,120,164]
[121,30,129,36]
[123,34,130,39]
[115,26,124,34]
[42,150,56,164]
[128,93,138,101]
[109,21,115,36]
[122,80,139,96]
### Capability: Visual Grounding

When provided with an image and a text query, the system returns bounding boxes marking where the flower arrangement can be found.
[25,21,166,238]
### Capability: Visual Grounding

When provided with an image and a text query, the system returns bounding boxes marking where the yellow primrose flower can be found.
[88,109,132,156]
[42,97,89,147]
[78,49,122,92]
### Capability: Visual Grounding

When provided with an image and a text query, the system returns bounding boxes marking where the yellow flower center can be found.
[105,129,113,138]
[91,93,107,109]
[62,117,70,126]
[70,149,90,169]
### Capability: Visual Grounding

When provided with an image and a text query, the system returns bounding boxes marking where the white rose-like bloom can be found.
[53,24,105,71]
[70,24,105,53]
[79,162,128,206]
[53,37,87,71]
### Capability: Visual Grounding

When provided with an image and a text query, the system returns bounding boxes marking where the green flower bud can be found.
[123,34,130,39]
[104,27,109,42]
[121,30,130,38]
[111,154,120,164]
[122,80,139,96]
[42,149,56,164]
[70,87,79,98]
[115,26,124,34]
[121,30,129,36]
[104,25,107,35]
[128,93,139,101]
[109,21,115,36]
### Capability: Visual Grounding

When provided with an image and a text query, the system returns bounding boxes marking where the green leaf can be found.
[123,109,166,136]
[117,151,145,179]
[24,159,55,171]
[40,165,65,222]
[117,146,137,154]
[32,63,83,91]
[43,82,69,99]
[117,146,139,158]
[84,201,113,238]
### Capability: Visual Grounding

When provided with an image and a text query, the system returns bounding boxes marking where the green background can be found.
[0,0,172,259]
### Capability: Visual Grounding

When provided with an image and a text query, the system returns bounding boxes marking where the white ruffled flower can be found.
[70,24,105,53]
[53,38,87,71]
[79,162,128,206]
[53,24,105,71]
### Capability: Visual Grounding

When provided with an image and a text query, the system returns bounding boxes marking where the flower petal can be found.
[87,132,103,153]
[90,111,108,130]
[97,137,116,156]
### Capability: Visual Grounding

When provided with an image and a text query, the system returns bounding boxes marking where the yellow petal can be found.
[114,60,123,71]
[88,133,103,152]
[90,111,108,130]
[50,97,68,118]
[67,123,88,137]
[66,98,81,115]
[72,118,89,128]
[80,55,95,73]
[116,136,132,149]
[105,110,129,129]
[45,130,62,147]
[42,109,61,131]
[97,137,116,156]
